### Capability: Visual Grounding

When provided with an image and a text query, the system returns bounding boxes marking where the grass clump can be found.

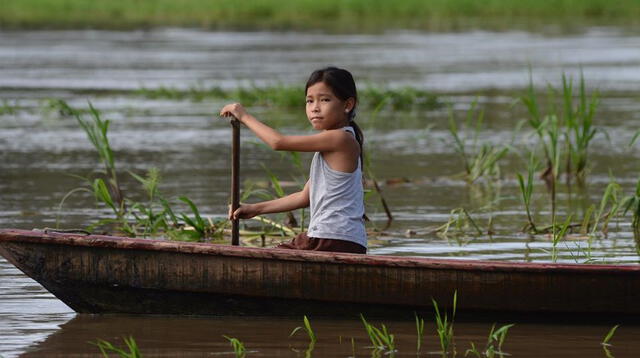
[56,100,228,241]
[360,314,396,354]
[433,291,458,357]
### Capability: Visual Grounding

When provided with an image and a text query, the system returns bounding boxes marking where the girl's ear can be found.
[344,97,356,112]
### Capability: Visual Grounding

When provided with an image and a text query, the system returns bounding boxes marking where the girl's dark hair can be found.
[305,66,364,168]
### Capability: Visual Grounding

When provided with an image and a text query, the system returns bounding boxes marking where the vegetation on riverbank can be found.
[2,0,640,31]
[136,85,441,111]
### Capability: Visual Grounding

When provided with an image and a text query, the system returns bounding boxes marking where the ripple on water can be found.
[0,258,74,357]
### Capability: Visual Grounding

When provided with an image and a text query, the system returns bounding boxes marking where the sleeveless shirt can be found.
[306,126,367,248]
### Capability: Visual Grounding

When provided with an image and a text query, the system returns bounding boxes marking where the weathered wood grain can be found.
[1,229,638,317]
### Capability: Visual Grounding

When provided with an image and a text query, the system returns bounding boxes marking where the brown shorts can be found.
[276,232,366,254]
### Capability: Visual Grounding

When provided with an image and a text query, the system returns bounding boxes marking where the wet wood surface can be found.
[1,229,638,317]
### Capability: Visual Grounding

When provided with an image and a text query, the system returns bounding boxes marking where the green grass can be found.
[135,85,441,112]
[92,336,141,358]
[223,336,247,358]
[3,0,640,31]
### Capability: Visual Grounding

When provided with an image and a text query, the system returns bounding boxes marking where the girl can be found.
[219,67,366,254]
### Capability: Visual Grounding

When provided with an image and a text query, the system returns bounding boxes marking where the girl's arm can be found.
[230,180,310,220]
[220,103,352,153]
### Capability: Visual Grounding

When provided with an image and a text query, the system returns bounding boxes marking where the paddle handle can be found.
[231,118,240,246]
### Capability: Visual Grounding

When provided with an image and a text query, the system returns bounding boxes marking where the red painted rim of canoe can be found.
[1,228,638,274]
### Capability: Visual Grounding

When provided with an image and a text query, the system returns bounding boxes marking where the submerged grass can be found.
[3,0,640,31]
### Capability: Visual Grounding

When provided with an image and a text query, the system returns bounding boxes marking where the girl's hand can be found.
[228,203,260,220]
[220,103,248,122]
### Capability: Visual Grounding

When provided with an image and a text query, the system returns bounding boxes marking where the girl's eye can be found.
[306,99,313,104]
[321,98,330,102]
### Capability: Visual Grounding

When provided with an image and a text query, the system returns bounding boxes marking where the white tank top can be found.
[307,126,367,248]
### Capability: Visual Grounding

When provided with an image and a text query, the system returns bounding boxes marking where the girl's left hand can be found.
[219,103,248,121]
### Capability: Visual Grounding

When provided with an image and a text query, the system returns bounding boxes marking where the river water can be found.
[1,28,640,356]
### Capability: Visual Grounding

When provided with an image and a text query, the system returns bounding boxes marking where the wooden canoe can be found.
[1,228,639,318]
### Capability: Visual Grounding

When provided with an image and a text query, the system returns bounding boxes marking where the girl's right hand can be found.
[228,203,260,220]
[220,103,248,122]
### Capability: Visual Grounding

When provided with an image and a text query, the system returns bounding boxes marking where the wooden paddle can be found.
[230,117,240,245]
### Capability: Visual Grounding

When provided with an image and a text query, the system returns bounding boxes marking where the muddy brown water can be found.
[1,28,640,356]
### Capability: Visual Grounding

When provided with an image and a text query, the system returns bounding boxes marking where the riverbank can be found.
[2,0,640,31]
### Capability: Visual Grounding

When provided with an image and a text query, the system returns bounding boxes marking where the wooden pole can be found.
[231,118,240,246]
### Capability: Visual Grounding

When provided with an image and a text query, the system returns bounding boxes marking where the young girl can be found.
[219,67,367,254]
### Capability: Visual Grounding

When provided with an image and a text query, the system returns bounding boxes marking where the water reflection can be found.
[18,313,640,357]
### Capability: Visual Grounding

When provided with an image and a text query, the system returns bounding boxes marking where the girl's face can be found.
[305,81,353,131]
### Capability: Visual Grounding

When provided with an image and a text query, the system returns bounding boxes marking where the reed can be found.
[92,336,142,358]
[447,100,508,184]
[591,178,623,236]
[76,102,126,217]
[520,76,564,232]
[223,336,247,358]
[415,313,425,354]
[433,291,457,357]
[437,207,483,239]
[517,152,539,233]
[551,215,572,263]
[621,178,640,240]
[360,314,396,353]
[561,73,599,182]
[601,325,619,347]
[465,323,514,358]
[521,72,600,184]
[56,100,231,240]
[290,315,318,345]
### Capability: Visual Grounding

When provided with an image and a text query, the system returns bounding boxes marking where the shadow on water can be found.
[18,313,640,357]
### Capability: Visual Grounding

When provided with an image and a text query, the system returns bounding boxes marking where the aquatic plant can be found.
[517,152,539,233]
[93,336,142,358]
[465,323,514,358]
[433,291,457,357]
[290,315,317,345]
[55,100,229,240]
[521,72,600,185]
[223,335,247,358]
[0,99,19,115]
[437,207,483,240]
[550,215,573,263]
[559,73,599,183]
[592,178,623,236]
[601,324,620,358]
[76,102,126,217]
[621,178,640,240]
[415,313,425,354]
[447,100,508,184]
[360,314,396,353]
[602,324,619,347]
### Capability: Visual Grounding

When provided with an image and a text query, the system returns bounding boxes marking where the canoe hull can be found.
[1,229,639,317]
